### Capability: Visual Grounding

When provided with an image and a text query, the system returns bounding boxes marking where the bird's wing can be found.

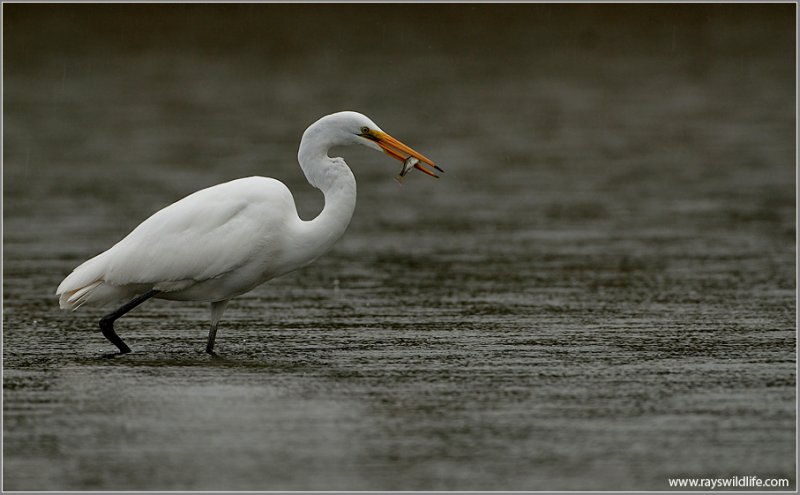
[99,177,298,289]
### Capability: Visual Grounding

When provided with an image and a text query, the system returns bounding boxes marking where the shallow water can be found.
[3,4,796,491]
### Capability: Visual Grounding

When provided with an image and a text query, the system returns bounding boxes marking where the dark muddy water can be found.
[3,4,796,491]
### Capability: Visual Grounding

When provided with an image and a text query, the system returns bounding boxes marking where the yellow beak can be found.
[364,130,443,178]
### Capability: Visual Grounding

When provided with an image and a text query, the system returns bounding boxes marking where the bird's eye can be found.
[360,126,370,134]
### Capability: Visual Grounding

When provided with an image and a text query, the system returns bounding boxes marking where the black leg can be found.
[99,289,159,355]
[205,300,229,356]
[205,322,218,355]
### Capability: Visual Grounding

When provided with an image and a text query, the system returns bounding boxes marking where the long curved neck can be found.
[291,146,357,268]
[303,162,356,255]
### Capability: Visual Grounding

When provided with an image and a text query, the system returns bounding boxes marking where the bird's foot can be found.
[101,350,131,359]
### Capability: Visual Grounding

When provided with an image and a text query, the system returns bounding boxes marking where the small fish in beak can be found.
[360,128,442,180]
[394,156,419,184]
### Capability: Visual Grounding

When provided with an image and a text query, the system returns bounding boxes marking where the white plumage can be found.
[58,177,300,307]
[56,111,440,355]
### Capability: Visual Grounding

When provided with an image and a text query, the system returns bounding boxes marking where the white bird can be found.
[56,111,441,356]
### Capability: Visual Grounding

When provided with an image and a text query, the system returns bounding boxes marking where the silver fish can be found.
[394,156,419,183]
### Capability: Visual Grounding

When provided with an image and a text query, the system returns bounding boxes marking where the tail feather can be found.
[57,251,155,310]
[56,253,110,310]
[59,280,103,310]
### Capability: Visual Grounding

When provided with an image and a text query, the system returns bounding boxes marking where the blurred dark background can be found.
[3,3,796,491]
[4,4,795,231]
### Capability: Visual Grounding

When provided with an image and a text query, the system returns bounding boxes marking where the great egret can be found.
[56,111,441,356]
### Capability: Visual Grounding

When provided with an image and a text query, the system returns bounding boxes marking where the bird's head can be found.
[310,111,442,178]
